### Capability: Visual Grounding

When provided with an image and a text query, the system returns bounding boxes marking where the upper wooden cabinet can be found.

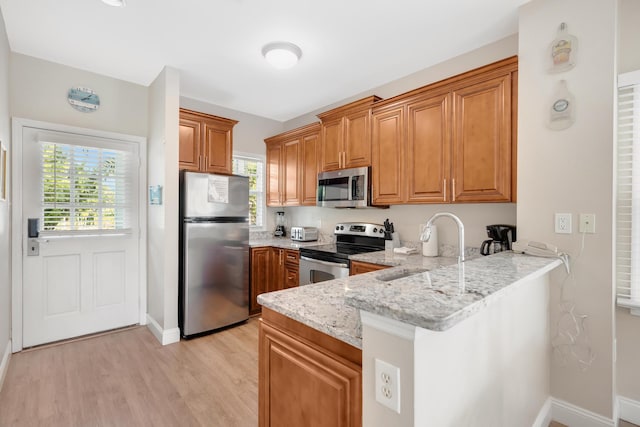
[371,56,517,204]
[264,123,321,207]
[451,73,512,202]
[317,96,381,171]
[179,108,238,175]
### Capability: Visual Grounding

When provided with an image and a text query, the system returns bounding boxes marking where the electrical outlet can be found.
[555,213,572,234]
[579,213,596,233]
[375,358,400,414]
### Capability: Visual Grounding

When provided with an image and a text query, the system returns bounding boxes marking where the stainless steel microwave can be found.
[317,166,369,208]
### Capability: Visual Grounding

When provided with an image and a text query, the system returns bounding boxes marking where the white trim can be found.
[0,340,11,392]
[618,396,640,425]
[532,397,552,427]
[146,314,180,345]
[549,397,615,427]
[11,117,147,352]
[619,70,640,87]
[360,311,416,341]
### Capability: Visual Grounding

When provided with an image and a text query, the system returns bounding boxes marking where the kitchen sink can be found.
[376,267,429,282]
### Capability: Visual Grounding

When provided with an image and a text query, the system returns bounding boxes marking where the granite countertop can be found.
[257,252,562,349]
[249,237,324,249]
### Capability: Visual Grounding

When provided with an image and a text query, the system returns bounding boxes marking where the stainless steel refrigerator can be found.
[179,171,249,338]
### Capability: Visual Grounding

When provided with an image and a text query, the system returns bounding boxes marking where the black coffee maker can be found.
[480,224,517,256]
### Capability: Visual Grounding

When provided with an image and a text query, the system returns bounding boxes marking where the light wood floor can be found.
[0,319,259,427]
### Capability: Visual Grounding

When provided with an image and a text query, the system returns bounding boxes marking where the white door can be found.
[21,126,141,347]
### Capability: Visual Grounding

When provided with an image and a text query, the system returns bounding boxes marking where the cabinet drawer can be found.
[284,249,300,264]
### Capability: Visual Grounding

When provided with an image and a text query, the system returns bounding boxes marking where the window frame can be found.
[37,132,139,237]
[232,151,266,231]
[616,69,640,315]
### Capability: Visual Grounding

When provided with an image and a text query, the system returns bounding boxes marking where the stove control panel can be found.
[334,222,385,238]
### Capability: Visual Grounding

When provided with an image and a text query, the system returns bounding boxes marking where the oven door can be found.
[299,256,349,286]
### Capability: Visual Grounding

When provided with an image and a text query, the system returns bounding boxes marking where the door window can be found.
[40,140,136,234]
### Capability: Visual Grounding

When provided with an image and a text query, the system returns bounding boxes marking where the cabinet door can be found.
[282,138,301,206]
[406,92,450,203]
[301,132,320,206]
[349,260,390,276]
[266,141,282,206]
[371,106,405,205]
[250,247,271,315]
[270,248,285,291]
[343,109,372,168]
[203,119,233,174]
[284,263,299,289]
[320,117,343,171]
[259,322,362,427]
[452,74,512,202]
[179,117,202,171]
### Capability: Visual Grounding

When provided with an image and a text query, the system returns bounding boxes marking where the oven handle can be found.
[300,256,348,269]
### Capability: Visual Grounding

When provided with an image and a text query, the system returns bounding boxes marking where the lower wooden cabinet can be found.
[250,247,299,315]
[350,260,390,275]
[250,247,271,315]
[259,308,362,427]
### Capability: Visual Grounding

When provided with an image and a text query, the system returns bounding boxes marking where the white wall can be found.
[616,0,640,404]
[361,273,551,426]
[0,6,11,387]
[283,204,516,248]
[10,53,147,138]
[147,67,180,343]
[518,0,616,419]
[180,97,283,156]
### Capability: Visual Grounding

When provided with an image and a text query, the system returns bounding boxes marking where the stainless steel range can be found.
[298,222,386,285]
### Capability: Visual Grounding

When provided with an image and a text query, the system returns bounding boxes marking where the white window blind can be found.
[617,70,640,313]
[232,154,264,228]
[40,141,135,233]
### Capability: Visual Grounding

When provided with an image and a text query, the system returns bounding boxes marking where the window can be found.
[232,154,265,228]
[40,140,136,234]
[617,70,640,314]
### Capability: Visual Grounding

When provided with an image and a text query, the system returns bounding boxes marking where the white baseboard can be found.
[547,397,614,427]
[0,340,11,392]
[619,396,640,425]
[146,314,180,345]
[533,397,552,427]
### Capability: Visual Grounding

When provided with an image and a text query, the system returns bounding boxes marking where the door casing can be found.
[11,118,148,352]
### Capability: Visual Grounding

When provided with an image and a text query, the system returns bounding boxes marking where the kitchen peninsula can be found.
[258,252,562,426]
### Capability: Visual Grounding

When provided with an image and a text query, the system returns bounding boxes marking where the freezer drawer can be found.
[181,221,249,336]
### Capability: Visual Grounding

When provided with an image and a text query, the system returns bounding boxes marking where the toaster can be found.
[290,226,319,242]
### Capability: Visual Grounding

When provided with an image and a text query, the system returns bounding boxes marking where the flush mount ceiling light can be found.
[101,0,126,7]
[261,42,302,70]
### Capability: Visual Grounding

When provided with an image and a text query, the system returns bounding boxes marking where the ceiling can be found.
[0,0,528,122]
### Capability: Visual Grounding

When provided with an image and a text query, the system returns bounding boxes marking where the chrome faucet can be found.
[424,212,465,262]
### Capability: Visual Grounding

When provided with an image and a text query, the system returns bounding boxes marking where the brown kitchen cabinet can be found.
[259,308,362,427]
[317,96,382,172]
[371,56,517,205]
[264,123,321,207]
[250,246,300,315]
[250,247,271,316]
[349,260,390,275]
[179,108,238,175]
[451,72,513,202]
